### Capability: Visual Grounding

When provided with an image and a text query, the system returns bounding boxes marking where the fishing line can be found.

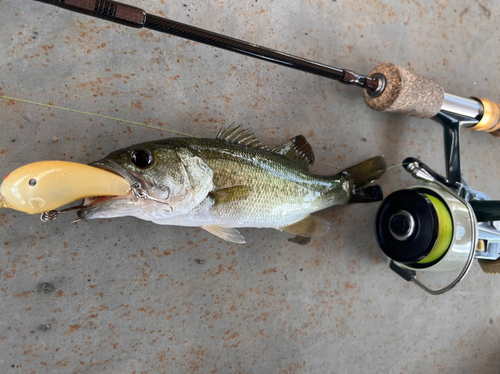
[386,163,405,171]
[0,95,195,138]
[1,95,356,170]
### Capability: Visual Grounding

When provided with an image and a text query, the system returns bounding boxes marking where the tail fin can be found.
[343,156,386,203]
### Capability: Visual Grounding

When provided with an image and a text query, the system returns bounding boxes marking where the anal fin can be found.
[202,225,246,244]
[279,215,330,238]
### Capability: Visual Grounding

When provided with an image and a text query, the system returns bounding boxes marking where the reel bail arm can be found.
[402,157,458,190]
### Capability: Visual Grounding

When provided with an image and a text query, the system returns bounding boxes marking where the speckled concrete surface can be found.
[1,0,500,373]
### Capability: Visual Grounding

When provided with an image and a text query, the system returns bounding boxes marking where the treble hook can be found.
[131,183,173,212]
[40,201,86,222]
[40,183,173,222]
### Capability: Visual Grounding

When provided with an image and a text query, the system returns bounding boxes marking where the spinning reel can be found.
[375,106,500,295]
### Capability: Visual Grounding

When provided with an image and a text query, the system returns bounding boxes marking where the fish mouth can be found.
[88,159,139,184]
[77,159,141,219]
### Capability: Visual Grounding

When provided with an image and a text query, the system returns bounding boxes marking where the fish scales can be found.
[183,139,350,227]
[76,126,386,243]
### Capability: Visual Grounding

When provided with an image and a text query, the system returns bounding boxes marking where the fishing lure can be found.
[0,161,130,214]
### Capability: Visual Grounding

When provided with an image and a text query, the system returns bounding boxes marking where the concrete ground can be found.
[1,0,500,373]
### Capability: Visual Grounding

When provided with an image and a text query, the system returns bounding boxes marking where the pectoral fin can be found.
[209,186,252,206]
[202,225,246,244]
[279,215,330,238]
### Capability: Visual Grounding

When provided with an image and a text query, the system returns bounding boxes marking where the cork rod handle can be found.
[364,63,445,119]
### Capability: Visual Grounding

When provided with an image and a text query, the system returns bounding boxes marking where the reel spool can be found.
[376,186,473,273]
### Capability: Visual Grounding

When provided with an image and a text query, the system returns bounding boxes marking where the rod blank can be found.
[33,0,380,91]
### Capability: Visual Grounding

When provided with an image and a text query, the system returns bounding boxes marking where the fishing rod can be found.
[27,0,500,293]
[33,0,499,128]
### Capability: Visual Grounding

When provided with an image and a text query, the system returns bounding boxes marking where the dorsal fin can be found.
[271,135,315,169]
[216,124,267,149]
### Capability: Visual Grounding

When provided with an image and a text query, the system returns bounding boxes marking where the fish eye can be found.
[29,178,37,187]
[131,150,153,168]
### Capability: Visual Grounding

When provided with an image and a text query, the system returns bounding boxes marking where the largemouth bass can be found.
[78,126,386,243]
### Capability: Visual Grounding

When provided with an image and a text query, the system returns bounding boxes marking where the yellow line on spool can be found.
[418,194,453,264]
